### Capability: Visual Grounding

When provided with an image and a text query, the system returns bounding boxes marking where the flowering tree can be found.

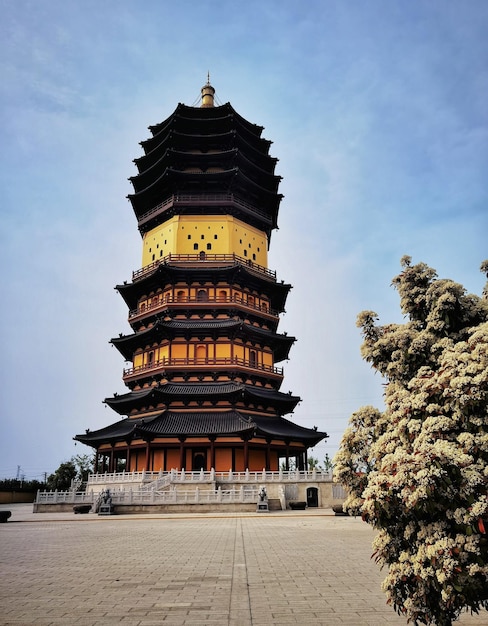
[334,257,488,625]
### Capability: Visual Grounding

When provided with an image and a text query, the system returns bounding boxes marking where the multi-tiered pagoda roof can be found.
[75,81,327,472]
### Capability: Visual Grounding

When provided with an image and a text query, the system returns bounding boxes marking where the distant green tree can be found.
[46,453,94,491]
[0,478,45,490]
[73,454,94,482]
[46,461,77,491]
[307,456,321,470]
[323,453,334,472]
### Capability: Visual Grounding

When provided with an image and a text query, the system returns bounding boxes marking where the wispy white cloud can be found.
[0,1,486,478]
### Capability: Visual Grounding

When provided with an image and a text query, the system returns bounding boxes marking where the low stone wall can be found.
[34,474,346,514]
[33,502,260,514]
[34,496,285,514]
[219,481,345,510]
[33,503,78,513]
[0,490,37,504]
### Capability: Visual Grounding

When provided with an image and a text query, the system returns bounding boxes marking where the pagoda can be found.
[75,79,327,474]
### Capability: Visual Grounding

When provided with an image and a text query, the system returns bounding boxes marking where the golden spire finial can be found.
[201,73,215,108]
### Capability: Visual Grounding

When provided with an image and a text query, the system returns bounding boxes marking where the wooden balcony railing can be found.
[123,356,283,379]
[132,253,276,282]
[128,294,279,321]
[137,192,272,229]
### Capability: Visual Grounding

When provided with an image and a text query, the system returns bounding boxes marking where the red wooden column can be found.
[265,440,270,471]
[179,437,186,470]
[144,441,151,471]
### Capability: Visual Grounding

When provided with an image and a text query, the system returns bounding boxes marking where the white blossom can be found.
[334,259,488,625]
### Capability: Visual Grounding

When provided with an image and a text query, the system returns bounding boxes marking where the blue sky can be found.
[1,1,487,480]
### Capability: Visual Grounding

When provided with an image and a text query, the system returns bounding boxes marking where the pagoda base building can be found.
[75,80,327,474]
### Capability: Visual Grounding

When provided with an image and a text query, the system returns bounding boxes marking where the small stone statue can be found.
[259,486,267,502]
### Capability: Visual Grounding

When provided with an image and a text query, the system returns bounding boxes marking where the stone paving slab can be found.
[0,504,486,625]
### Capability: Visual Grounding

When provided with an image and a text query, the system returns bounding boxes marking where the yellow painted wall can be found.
[142,218,177,265]
[142,215,268,267]
[215,343,228,358]
[130,342,273,370]
[172,342,187,359]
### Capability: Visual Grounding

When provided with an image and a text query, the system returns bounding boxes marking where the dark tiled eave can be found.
[104,381,244,412]
[128,166,281,219]
[115,264,291,312]
[110,319,242,360]
[74,410,255,445]
[252,414,327,446]
[138,411,254,436]
[111,319,294,361]
[144,103,266,150]
[74,410,326,447]
[104,382,300,415]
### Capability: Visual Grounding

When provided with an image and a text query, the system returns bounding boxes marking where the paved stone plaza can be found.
[1,504,487,626]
